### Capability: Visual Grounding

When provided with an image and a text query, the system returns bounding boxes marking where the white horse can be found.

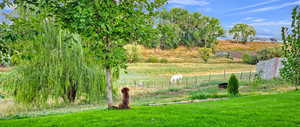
[170,74,183,83]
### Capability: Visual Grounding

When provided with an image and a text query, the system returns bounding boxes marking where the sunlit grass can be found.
[1,91,299,127]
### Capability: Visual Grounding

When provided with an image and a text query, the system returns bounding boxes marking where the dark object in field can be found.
[218,83,228,89]
[112,87,130,109]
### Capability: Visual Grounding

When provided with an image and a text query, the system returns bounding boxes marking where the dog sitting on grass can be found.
[112,87,130,109]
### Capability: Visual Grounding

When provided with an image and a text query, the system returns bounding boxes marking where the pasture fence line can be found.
[114,70,257,104]
[116,70,257,95]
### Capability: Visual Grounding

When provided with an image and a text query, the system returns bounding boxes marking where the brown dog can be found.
[112,87,130,109]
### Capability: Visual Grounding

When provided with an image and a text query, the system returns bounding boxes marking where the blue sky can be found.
[165,0,300,39]
[1,0,299,39]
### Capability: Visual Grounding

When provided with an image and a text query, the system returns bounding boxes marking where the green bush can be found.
[228,74,239,96]
[160,58,168,63]
[198,48,213,63]
[257,48,282,61]
[0,94,4,99]
[146,56,159,63]
[242,53,258,64]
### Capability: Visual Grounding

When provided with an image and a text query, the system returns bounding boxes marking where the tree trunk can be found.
[105,67,114,108]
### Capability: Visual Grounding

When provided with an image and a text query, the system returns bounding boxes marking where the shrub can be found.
[146,56,159,63]
[0,93,4,99]
[228,74,239,96]
[124,44,143,63]
[257,48,282,61]
[242,53,258,64]
[198,48,213,63]
[168,88,180,92]
[160,58,168,63]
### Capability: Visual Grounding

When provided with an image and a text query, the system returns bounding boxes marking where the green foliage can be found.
[0,93,4,99]
[158,8,224,49]
[0,7,48,66]
[190,93,227,100]
[229,24,256,43]
[257,48,282,61]
[242,53,258,65]
[159,58,168,63]
[157,24,181,49]
[2,23,106,106]
[146,56,159,63]
[198,48,212,63]
[281,6,300,90]
[228,74,239,96]
[0,23,15,66]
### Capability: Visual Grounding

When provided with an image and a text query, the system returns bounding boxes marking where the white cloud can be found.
[245,0,300,13]
[168,0,209,6]
[252,18,266,22]
[168,4,185,9]
[250,20,291,26]
[243,17,265,22]
[244,17,255,21]
[229,0,280,12]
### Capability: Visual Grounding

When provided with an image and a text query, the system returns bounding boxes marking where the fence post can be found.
[240,72,243,80]
[209,71,211,81]
[224,70,226,79]
[185,78,188,88]
[249,70,252,81]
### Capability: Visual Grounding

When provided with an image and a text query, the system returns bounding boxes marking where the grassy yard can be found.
[0,91,299,127]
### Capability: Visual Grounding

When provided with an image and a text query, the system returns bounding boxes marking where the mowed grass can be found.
[1,91,299,127]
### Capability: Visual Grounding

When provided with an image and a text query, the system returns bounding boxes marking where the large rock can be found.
[256,57,284,80]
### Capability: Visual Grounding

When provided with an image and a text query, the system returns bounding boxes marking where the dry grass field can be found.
[140,41,281,63]
[216,40,281,51]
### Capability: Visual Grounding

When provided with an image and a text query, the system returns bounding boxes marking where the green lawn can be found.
[1,91,300,127]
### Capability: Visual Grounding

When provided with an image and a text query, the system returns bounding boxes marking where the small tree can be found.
[281,6,300,90]
[228,74,239,96]
[124,44,142,63]
[229,24,256,43]
[198,48,212,63]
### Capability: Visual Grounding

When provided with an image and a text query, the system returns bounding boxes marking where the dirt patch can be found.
[0,67,12,72]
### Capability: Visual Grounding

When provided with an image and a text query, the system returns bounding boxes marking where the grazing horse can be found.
[170,74,183,83]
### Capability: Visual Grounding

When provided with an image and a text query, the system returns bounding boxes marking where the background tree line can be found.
[142,8,225,50]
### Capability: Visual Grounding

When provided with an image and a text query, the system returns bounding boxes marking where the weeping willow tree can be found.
[3,21,106,106]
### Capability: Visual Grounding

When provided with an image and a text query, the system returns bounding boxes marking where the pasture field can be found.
[119,63,255,83]
[1,91,299,127]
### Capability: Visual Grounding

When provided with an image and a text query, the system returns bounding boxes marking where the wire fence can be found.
[116,70,257,97]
